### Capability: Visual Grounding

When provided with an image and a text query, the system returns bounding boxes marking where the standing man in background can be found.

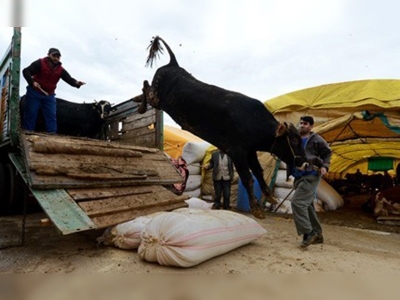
[204,149,234,210]
[22,48,85,133]
[291,116,332,248]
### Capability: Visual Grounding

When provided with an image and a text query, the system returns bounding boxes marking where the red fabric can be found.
[33,58,64,94]
[170,157,189,195]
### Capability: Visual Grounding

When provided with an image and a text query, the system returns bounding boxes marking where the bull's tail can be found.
[146,36,179,68]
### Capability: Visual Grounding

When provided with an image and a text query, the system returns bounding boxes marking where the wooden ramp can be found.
[18,132,189,234]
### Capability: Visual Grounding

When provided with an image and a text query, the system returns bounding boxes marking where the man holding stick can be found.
[22,48,85,133]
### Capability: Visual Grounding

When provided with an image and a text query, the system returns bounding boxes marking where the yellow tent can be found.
[265,79,400,176]
[163,125,203,158]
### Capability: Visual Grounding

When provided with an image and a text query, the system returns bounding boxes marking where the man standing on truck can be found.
[22,48,86,133]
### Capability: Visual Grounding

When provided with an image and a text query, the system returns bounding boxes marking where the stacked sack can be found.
[181,141,210,198]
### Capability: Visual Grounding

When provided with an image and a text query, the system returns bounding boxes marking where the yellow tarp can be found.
[264,79,400,176]
[163,125,203,158]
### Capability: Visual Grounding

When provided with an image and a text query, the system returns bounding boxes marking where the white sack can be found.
[184,197,213,210]
[187,162,201,175]
[273,187,294,201]
[183,188,202,198]
[138,208,267,267]
[265,199,293,214]
[97,212,163,250]
[275,170,295,188]
[182,141,210,165]
[316,179,344,211]
[185,174,202,191]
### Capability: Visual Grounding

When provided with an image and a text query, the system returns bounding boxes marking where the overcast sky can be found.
[1,0,400,126]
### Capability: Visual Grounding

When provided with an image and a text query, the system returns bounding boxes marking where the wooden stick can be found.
[37,85,49,96]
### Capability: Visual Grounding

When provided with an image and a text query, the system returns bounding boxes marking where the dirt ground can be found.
[1,193,400,274]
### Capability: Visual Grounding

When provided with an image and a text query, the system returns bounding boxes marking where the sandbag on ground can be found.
[97,212,164,250]
[138,208,266,267]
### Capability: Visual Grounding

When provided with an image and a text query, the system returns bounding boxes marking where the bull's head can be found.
[92,100,112,119]
[274,122,308,178]
[132,80,159,114]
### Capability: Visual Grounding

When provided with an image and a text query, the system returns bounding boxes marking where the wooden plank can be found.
[124,108,155,123]
[123,115,156,131]
[120,132,156,148]
[27,173,182,189]
[90,200,188,228]
[30,188,96,235]
[32,163,159,177]
[77,185,188,215]
[25,133,158,153]
[32,139,143,157]
[67,186,155,200]
[121,124,156,138]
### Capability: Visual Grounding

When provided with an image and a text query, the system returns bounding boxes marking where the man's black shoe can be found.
[212,204,220,210]
[301,231,318,248]
[313,232,324,244]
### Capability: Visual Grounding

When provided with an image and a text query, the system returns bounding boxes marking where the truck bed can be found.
[15,132,188,234]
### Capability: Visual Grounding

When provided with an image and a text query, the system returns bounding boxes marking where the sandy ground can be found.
[1,194,400,274]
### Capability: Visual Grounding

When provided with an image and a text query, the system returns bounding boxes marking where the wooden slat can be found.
[27,173,181,189]
[90,201,187,228]
[67,186,155,201]
[26,133,159,152]
[32,139,143,157]
[30,188,96,235]
[123,115,156,131]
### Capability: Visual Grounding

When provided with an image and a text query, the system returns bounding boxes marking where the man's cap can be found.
[48,48,61,56]
[300,116,314,125]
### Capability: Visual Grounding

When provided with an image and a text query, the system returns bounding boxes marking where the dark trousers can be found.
[213,179,231,209]
[291,175,322,236]
[23,86,57,133]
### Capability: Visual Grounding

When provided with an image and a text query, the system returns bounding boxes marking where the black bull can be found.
[134,36,307,219]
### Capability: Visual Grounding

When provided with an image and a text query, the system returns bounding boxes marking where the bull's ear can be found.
[275,122,288,137]
[131,94,143,103]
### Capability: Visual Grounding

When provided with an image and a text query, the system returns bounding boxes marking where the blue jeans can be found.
[22,86,57,133]
[213,179,232,209]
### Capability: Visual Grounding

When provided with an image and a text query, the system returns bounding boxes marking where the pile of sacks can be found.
[180,141,211,199]
[97,198,266,268]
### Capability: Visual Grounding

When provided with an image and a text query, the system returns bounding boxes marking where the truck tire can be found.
[0,162,28,215]
[0,162,7,213]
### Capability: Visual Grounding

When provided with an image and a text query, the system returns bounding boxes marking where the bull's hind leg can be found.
[232,156,265,219]
[248,152,278,206]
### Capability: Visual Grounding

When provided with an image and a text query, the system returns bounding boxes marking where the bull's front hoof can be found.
[251,207,265,219]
